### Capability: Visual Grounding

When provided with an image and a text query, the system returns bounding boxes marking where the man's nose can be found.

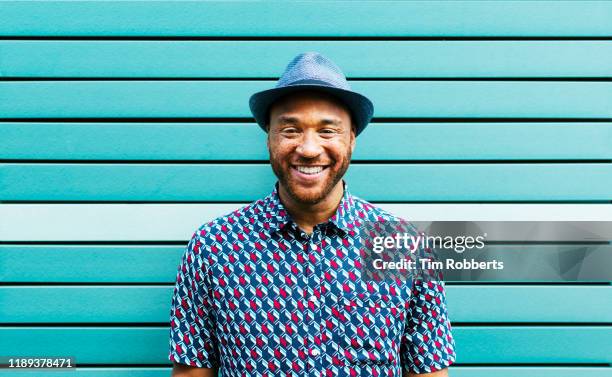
[295,131,323,158]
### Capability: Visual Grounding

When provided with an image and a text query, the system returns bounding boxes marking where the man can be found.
[169,52,456,376]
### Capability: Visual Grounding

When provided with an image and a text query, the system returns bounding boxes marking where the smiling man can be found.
[169,52,456,377]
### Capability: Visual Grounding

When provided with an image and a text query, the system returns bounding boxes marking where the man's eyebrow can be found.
[276,115,342,125]
[276,115,300,124]
[320,118,342,126]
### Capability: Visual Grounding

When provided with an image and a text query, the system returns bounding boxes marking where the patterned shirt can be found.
[169,180,456,376]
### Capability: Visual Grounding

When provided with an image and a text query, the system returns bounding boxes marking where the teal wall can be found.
[1,1,611,376]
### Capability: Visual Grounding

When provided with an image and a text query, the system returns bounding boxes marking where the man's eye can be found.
[320,129,336,134]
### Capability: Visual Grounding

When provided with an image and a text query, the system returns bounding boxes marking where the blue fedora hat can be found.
[249,51,374,136]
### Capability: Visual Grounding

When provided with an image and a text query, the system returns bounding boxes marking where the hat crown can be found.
[276,52,351,90]
[248,50,373,136]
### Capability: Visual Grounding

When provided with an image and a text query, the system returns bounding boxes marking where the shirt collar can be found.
[260,179,357,235]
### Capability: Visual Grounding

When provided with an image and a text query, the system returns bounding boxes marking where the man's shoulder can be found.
[350,194,405,222]
[191,199,263,241]
[350,194,422,234]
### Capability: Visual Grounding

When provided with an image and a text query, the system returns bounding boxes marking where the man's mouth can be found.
[295,165,326,174]
[292,165,329,177]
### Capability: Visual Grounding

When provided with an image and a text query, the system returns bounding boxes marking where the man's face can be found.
[267,90,356,205]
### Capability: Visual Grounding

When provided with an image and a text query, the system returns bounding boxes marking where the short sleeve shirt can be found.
[169,180,456,376]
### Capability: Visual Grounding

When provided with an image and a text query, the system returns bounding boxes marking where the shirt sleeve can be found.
[400,277,457,374]
[168,229,219,368]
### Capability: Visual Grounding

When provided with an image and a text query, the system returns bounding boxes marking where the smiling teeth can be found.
[296,166,324,174]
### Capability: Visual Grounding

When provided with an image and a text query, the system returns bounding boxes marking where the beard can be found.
[269,150,351,205]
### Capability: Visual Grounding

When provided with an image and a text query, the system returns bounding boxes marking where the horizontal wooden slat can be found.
[3,41,612,77]
[0,204,236,241]
[2,122,611,160]
[2,204,611,241]
[446,285,612,323]
[2,81,612,118]
[0,327,610,363]
[455,327,612,363]
[0,286,176,323]
[1,286,610,323]
[1,163,610,201]
[1,367,611,377]
[446,286,612,322]
[1,1,611,36]
[0,246,182,283]
[2,245,611,283]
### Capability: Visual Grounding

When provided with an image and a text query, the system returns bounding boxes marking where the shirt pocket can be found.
[334,293,407,365]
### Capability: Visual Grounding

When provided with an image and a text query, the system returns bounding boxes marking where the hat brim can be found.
[249,83,374,136]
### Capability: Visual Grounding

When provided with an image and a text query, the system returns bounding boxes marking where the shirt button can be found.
[310,349,320,356]
[312,244,317,251]
[308,296,318,302]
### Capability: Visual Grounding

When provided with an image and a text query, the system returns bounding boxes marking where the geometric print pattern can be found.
[169,180,456,376]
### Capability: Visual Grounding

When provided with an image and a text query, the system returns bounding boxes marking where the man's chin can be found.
[288,188,326,204]
[282,181,330,204]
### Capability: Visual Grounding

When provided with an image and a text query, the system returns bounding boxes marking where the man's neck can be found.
[278,182,344,235]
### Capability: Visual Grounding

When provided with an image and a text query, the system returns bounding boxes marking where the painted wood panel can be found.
[2,163,610,201]
[0,327,610,363]
[2,81,612,118]
[2,122,611,160]
[2,204,610,241]
[2,244,611,282]
[1,286,610,323]
[1,1,611,36]
[2,41,612,77]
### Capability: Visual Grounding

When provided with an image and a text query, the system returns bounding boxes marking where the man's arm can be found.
[168,230,220,373]
[171,362,218,377]
[399,275,456,375]
[404,367,449,377]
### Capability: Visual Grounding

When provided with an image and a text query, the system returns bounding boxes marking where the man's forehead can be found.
[275,113,344,125]
[270,92,351,121]
[273,90,348,111]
